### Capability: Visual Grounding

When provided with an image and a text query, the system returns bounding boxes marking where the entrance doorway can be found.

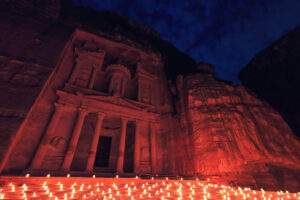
[94,136,112,168]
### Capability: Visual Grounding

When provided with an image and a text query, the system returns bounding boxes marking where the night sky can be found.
[72,0,300,83]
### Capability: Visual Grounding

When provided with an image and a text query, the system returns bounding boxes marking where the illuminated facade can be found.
[0,1,300,191]
[3,29,168,175]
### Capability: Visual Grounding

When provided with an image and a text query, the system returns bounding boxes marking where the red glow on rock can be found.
[0,13,299,193]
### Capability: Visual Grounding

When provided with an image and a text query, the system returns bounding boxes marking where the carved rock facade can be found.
[0,1,300,192]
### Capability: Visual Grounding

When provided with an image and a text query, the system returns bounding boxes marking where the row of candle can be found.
[0,174,299,199]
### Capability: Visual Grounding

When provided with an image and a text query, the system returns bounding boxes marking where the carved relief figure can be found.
[74,64,93,87]
[106,64,131,97]
[109,74,122,97]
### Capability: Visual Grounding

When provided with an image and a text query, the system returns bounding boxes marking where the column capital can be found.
[78,107,89,116]
[53,102,66,111]
[96,111,106,117]
[136,119,147,127]
[54,103,77,112]
[135,119,142,124]
[149,121,159,128]
[121,116,129,123]
[149,120,158,124]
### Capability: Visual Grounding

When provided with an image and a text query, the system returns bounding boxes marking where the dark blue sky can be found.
[72,0,300,83]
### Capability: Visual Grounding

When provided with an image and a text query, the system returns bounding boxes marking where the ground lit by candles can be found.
[0,175,299,199]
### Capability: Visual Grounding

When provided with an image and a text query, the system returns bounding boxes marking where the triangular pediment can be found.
[86,95,145,111]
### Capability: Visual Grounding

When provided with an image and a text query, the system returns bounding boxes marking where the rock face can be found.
[0,0,300,192]
[172,64,300,191]
[239,25,300,138]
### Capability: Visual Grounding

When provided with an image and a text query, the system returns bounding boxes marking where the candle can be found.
[0,176,299,200]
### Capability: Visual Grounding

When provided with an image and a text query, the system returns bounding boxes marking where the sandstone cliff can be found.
[0,0,300,192]
[172,63,300,191]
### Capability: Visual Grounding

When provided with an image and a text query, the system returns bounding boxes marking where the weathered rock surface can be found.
[0,0,300,192]
[239,24,300,138]
[172,63,300,191]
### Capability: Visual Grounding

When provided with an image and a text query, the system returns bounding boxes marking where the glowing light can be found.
[0,176,299,200]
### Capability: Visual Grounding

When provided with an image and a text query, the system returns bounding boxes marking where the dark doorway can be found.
[94,136,112,167]
[123,122,135,173]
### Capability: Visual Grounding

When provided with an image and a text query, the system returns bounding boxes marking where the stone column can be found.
[150,122,158,174]
[69,58,82,84]
[137,77,143,102]
[85,112,105,172]
[88,50,105,88]
[134,120,141,174]
[30,103,65,170]
[116,117,128,174]
[61,108,88,171]
[88,65,98,89]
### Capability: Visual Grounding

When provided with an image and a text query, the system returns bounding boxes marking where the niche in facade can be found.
[105,64,131,97]
[135,63,157,105]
